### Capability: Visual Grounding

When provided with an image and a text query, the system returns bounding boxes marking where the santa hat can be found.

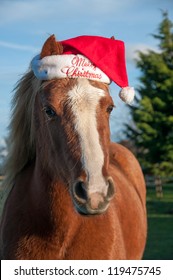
[31,35,135,104]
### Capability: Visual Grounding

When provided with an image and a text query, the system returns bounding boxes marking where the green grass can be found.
[143,185,173,260]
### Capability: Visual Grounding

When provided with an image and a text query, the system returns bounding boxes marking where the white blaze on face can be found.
[68,78,108,195]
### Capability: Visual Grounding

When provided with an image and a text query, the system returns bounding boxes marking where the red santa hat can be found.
[31,35,135,104]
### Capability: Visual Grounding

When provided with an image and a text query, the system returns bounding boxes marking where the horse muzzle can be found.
[72,177,115,215]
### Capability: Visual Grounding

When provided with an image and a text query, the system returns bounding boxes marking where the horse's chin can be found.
[73,201,109,216]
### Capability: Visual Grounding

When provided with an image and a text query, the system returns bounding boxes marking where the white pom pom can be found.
[119,87,135,104]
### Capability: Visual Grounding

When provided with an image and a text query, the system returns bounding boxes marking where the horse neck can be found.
[31,157,80,233]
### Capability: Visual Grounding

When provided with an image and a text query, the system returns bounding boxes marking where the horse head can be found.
[33,35,115,215]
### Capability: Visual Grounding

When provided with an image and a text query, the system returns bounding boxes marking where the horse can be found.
[0,36,147,260]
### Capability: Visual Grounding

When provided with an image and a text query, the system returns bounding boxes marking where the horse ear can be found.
[40,34,63,58]
[110,36,115,40]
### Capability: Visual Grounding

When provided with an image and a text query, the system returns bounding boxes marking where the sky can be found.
[0,0,173,146]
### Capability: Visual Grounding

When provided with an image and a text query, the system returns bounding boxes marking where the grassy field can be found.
[143,184,173,260]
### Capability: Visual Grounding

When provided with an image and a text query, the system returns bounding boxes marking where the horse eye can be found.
[107,105,114,114]
[44,107,56,117]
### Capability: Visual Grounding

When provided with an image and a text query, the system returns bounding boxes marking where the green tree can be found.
[126,12,173,176]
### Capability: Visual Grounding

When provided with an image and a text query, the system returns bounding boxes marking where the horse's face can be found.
[35,77,115,215]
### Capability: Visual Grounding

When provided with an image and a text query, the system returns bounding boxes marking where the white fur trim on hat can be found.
[119,86,135,104]
[31,54,111,84]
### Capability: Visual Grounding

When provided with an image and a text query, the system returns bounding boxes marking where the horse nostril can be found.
[107,177,115,201]
[73,181,87,203]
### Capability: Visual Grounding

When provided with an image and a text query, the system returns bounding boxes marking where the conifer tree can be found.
[126,12,173,176]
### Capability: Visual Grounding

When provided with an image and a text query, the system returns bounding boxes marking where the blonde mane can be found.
[1,70,41,194]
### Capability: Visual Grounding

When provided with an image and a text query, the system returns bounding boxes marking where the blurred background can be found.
[0,0,173,259]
